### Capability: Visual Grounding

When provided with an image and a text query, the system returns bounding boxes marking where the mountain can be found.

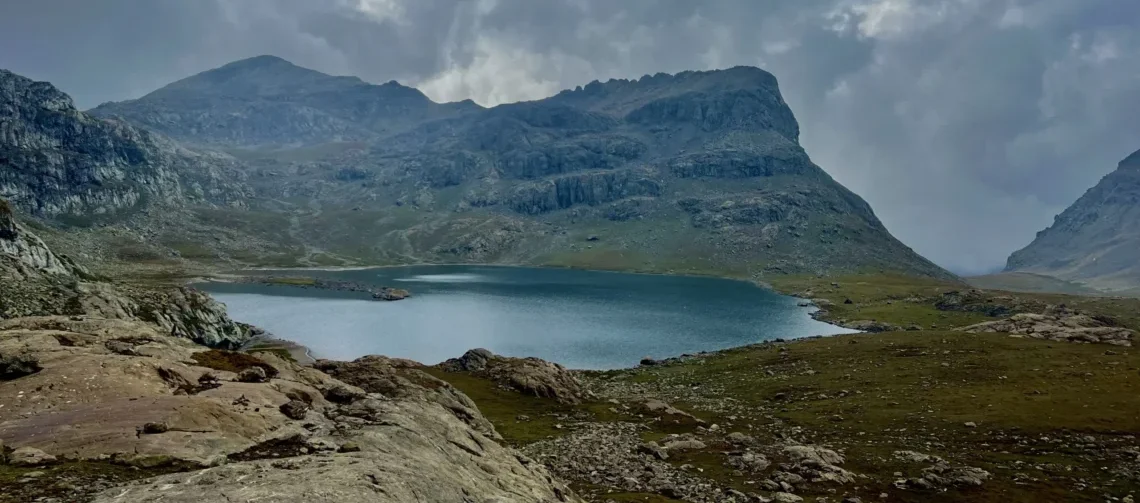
[7,60,951,279]
[89,55,480,148]
[1005,149,1140,293]
[0,69,249,220]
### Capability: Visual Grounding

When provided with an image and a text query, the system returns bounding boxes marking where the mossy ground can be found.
[429,273,1140,502]
[190,349,277,377]
[0,461,186,503]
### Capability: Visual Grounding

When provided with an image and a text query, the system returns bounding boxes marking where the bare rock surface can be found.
[440,348,587,404]
[959,308,1134,346]
[0,317,580,503]
[313,355,500,439]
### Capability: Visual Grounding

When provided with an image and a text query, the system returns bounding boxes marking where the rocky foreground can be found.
[0,317,577,502]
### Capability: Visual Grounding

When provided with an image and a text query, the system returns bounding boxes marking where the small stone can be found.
[279,400,310,420]
[726,432,754,445]
[774,492,803,503]
[324,385,366,404]
[338,442,361,453]
[965,421,977,428]
[516,414,531,422]
[636,441,669,460]
[141,422,169,434]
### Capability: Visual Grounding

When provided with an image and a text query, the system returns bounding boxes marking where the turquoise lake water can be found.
[202,265,852,370]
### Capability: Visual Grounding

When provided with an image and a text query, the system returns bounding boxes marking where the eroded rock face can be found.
[440,349,586,404]
[0,316,580,503]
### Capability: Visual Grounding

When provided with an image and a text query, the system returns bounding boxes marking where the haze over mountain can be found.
[5,58,951,280]
[1005,149,1140,294]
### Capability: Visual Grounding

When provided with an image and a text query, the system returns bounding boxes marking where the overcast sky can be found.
[2,0,1138,275]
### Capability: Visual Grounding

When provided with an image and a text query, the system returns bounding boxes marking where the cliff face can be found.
[1006,149,1140,292]
[0,69,248,219]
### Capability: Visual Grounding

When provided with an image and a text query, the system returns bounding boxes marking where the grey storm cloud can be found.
[2,0,1139,275]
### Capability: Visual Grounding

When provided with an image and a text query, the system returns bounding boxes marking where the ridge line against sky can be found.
[3,0,1139,275]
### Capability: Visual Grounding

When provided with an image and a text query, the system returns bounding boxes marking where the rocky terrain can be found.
[1005,148,1140,294]
[0,208,578,502]
[0,199,246,347]
[81,56,950,279]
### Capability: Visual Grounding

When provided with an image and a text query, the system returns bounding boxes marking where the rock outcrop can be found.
[0,316,580,503]
[959,308,1134,346]
[312,355,499,439]
[440,348,587,404]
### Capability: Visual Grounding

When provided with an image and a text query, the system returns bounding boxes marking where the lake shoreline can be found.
[206,265,855,371]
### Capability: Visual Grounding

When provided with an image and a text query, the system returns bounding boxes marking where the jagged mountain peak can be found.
[0,69,79,115]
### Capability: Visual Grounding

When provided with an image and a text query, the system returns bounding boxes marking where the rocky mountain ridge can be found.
[83,57,951,279]
[1006,148,1140,293]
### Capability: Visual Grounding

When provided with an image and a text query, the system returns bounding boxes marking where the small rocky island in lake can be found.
[250,276,411,301]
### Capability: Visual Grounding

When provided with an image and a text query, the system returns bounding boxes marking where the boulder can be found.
[8,446,56,466]
[662,437,707,452]
[784,445,845,466]
[236,366,268,383]
[314,356,499,439]
[440,348,494,372]
[0,352,41,380]
[439,349,586,405]
[279,400,310,420]
[637,441,669,460]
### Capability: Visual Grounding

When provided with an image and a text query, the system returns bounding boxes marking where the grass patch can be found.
[0,461,188,503]
[420,368,586,445]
